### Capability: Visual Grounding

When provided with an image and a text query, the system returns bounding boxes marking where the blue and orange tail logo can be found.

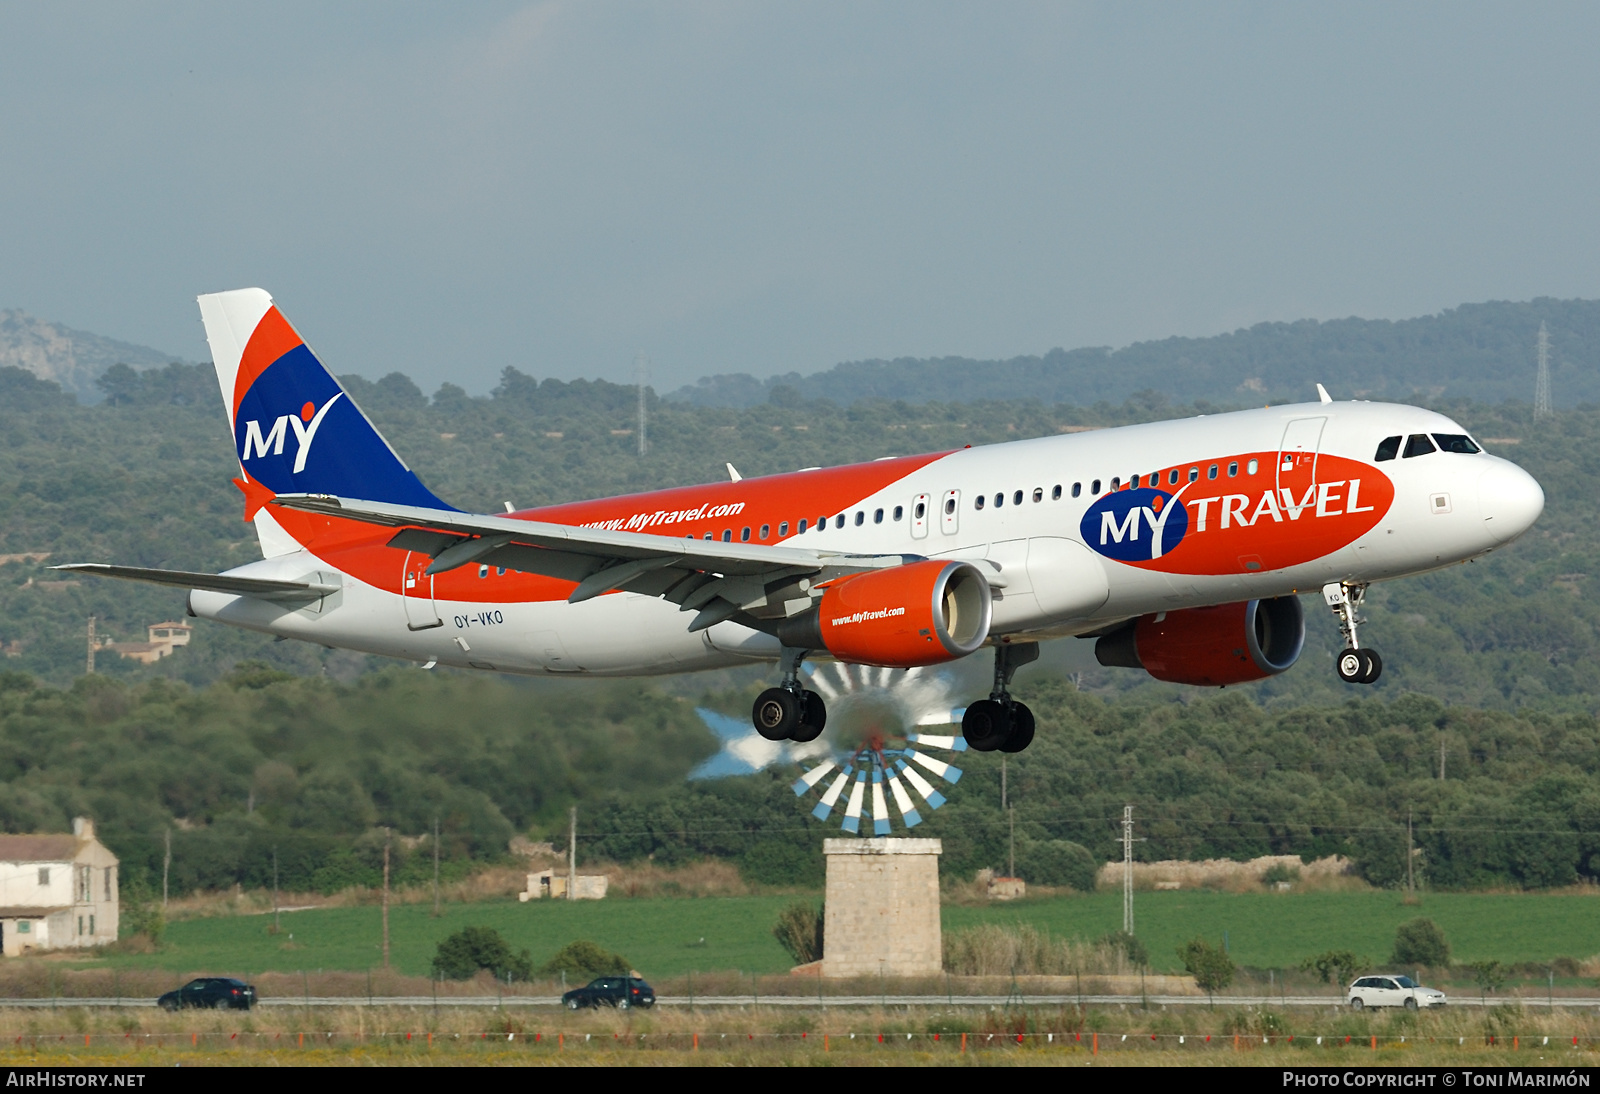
[230,307,448,511]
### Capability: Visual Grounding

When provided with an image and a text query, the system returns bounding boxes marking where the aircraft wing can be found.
[53,564,340,604]
[271,493,916,631]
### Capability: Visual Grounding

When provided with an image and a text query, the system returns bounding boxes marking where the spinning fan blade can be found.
[907,749,963,783]
[812,769,851,820]
[906,733,968,751]
[792,761,837,796]
[896,760,947,810]
[886,771,921,828]
[870,776,891,836]
[842,774,867,833]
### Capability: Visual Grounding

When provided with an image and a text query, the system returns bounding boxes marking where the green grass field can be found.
[87,889,1600,981]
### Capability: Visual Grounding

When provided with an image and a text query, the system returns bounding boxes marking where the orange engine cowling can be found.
[1093,596,1304,686]
[776,560,992,668]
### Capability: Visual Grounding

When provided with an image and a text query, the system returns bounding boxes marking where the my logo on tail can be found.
[241,393,344,473]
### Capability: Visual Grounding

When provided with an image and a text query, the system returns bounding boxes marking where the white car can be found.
[1347,975,1447,1010]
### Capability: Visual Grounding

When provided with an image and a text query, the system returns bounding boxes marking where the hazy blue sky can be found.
[1,2,1596,394]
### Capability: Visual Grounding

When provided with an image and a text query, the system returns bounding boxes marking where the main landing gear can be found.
[962,642,1039,753]
[752,647,827,743]
[1325,581,1383,685]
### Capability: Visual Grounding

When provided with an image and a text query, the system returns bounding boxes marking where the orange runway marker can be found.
[961,1032,967,1053]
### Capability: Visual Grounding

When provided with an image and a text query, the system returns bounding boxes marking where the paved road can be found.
[3,994,1595,1009]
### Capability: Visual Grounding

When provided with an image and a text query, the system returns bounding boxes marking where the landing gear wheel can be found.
[1336,648,1365,684]
[962,699,1011,752]
[752,688,801,741]
[1358,648,1383,684]
[999,702,1035,753]
[789,690,827,743]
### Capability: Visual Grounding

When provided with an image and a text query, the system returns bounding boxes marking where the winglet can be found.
[1316,383,1333,404]
[726,463,742,482]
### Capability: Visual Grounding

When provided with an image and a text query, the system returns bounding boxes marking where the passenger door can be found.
[1277,417,1326,509]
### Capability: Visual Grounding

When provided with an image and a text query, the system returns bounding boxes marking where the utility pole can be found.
[162,828,171,910]
[1117,806,1144,934]
[1008,806,1015,879]
[635,354,649,457]
[432,815,441,918]
[1439,739,1446,781]
[272,848,280,934]
[85,617,95,675]
[381,828,391,968]
[1001,755,1007,810]
[567,806,577,902]
[1535,321,1553,420]
[1406,811,1415,895]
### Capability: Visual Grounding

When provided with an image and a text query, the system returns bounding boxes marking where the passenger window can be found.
[1032,488,1042,503]
[1053,485,1063,500]
[1110,477,1120,491]
[779,522,789,536]
[944,498,956,515]
[1208,464,1218,480]
[1168,469,1179,486]
[892,506,903,521]
[1091,479,1101,494]
[1070,483,1080,498]
[975,495,986,510]
[1130,474,1140,488]
[913,503,924,519]
[722,530,732,542]
[1403,434,1437,458]
[703,533,712,540]
[798,519,808,533]
[1013,490,1024,506]
[759,524,769,539]
[1433,433,1481,454]
[1188,467,1199,482]
[1227,462,1237,477]
[740,527,751,542]
[1246,459,1258,475]
[873,508,884,524]
[854,511,864,526]
[478,564,488,578]
[1374,436,1401,462]
[835,514,845,529]
[994,493,1004,508]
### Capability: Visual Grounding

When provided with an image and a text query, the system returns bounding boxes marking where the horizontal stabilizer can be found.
[53,564,340,604]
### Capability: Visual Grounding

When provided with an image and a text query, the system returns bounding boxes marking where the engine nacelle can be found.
[776,560,992,668]
[1094,596,1305,686]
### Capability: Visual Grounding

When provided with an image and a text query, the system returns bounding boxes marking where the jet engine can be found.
[1094,596,1305,686]
[777,559,992,668]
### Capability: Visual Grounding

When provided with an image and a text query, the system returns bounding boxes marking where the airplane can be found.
[60,289,1546,753]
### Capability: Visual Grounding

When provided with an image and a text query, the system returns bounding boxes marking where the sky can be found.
[1,2,1597,395]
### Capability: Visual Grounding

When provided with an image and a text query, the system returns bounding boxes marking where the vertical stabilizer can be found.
[197,288,449,556]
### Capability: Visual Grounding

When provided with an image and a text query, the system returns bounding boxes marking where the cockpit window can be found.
[1374,436,1401,462]
[1432,433,1481,454]
[1402,434,1437,458]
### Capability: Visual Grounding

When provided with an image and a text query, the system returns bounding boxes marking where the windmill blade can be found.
[897,760,947,810]
[812,769,851,820]
[886,770,922,828]
[791,761,837,796]
[875,667,894,689]
[908,749,962,784]
[870,775,891,836]
[842,774,867,833]
[913,710,963,727]
[808,669,842,701]
[906,733,968,752]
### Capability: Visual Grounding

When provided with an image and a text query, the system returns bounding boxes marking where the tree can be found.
[1301,950,1361,986]
[772,901,824,965]
[1391,918,1450,967]
[1019,839,1099,891]
[1472,960,1506,1003]
[431,926,534,982]
[1101,930,1149,969]
[1178,937,1235,1003]
[538,939,628,981]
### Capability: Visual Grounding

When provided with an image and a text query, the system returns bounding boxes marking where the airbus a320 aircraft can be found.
[63,289,1546,753]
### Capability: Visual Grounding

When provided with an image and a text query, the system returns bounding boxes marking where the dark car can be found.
[158,977,256,1011]
[561,976,654,1010]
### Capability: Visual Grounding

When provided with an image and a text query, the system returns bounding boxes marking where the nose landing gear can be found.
[1325,582,1382,684]
[963,641,1039,752]
[752,646,828,742]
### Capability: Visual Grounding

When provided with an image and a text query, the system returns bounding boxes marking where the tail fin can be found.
[198,288,449,556]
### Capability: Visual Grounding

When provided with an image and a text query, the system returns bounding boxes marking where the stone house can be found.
[0,817,118,955]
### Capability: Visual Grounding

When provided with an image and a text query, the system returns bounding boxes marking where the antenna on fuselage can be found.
[1315,383,1333,404]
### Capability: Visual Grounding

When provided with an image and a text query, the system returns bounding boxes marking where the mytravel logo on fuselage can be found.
[1078,452,1394,575]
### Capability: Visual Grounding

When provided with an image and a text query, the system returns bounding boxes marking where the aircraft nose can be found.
[1477,460,1544,544]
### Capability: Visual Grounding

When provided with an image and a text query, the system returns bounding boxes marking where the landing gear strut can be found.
[752,646,828,742]
[962,641,1039,752]
[1324,581,1382,684]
